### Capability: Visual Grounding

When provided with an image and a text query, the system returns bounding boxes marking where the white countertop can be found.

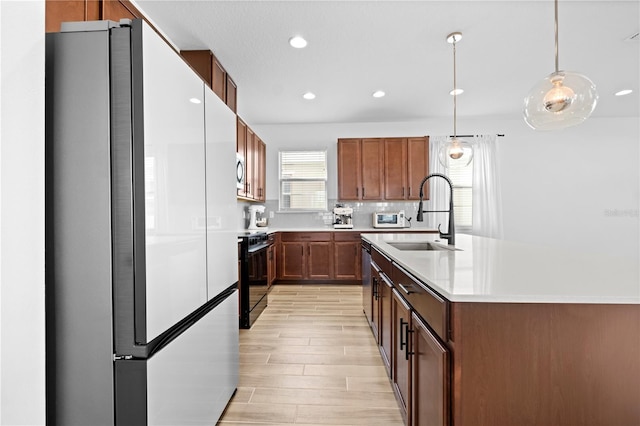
[362,233,640,304]
[263,227,438,233]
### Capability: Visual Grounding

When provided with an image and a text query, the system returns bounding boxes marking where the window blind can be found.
[448,159,473,229]
[279,151,327,211]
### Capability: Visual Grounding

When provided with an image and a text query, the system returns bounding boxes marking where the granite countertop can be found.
[361,233,640,304]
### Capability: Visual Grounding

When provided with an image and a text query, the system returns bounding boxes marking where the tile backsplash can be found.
[237,199,443,230]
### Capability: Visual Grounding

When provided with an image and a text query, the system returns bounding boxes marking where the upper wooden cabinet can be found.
[237,117,266,202]
[338,137,429,201]
[337,138,384,201]
[46,0,141,33]
[180,50,237,113]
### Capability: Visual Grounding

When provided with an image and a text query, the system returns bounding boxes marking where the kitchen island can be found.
[362,233,640,426]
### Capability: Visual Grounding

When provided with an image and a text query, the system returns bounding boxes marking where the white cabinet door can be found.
[141,22,208,341]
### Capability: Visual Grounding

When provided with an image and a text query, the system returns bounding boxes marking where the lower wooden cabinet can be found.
[370,264,381,343]
[378,273,393,374]
[277,232,361,283]
[392,289,412,424]
[411,311,449,426]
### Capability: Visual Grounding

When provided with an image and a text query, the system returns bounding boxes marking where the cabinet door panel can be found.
[379,274,393,374]
[407,137,429,200]
[245,128,256,199]
[361,139,384,200]
[384,138,407,200]
[308,242,333,280]
[370,266,381,343]
[280,242,305,280]
[337,139,361,200]
[392,290,411,423]
[334,241,360,280]
[411,312,449,426]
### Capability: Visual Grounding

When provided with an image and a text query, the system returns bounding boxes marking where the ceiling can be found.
[133,0,639,126]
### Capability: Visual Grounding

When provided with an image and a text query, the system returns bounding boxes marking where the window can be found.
[279,150,327,211]
[447,158,473,231]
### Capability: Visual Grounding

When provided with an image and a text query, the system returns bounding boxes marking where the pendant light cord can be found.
[453,37,458,138]
[554,0,559,73]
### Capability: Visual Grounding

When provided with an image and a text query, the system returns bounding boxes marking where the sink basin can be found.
[386,241,460,251]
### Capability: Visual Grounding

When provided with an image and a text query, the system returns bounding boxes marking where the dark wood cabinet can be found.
[255,137,266,201]
[337,139,361,200]
[406,137,430,200]
[337,138,383,200]
[334,232,362,281]
[237,118,266,202]
[307,242,332,280]
[46,0,142,33]
[267,234,277,287]
[280,241,305,280]
[179,49,237,113]
[338,136,428,201]
[392,289,412,424]
[378,272,393,374]
[361,139,384,200]
[384,138,408,200]
[370,264,381,343]
[278,233,333,281]
[411,311,449,426]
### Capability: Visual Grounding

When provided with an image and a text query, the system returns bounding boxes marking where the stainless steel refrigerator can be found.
[45,19,239,425]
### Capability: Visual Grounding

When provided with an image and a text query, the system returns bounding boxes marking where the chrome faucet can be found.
[416,173,455,246]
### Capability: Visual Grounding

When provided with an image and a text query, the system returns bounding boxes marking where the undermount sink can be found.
[386,241,460,251]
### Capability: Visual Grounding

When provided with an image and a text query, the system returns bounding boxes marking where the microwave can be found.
[373,211,406,228]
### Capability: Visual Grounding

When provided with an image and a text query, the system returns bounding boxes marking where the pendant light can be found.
[523,0,598,130]
[439,32,473,168]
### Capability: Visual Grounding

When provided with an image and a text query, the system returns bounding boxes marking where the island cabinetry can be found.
[278,232,333,281]
[411,311,449,426]
[392,288,412,424]
[370,263,382,342]
[378,271,393,374]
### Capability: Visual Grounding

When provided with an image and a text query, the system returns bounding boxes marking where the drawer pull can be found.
[398,283,414,294]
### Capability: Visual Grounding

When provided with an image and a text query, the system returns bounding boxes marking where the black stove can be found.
[237,232,270,328]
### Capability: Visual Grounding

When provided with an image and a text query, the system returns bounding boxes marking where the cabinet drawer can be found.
[334,232,361,242]
[371,246,393,278]
[280,232,332,242]
[393,264,448,342]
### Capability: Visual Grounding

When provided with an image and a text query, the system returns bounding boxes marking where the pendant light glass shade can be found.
[438,32,473,169]
[438,137,473,167]
[523,0,598,130]
[523,71,598,130]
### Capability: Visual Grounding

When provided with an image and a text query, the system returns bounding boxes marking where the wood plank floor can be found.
[217,284,404,426]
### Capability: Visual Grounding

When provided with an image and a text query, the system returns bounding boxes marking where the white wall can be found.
[0,1,46,425]
[253,114,639,259]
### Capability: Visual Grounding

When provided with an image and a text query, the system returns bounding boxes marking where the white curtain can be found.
[422,136,449,230]
[472,134,503,239]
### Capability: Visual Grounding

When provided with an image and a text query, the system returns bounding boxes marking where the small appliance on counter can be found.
[373,210,406,228]
[247,205,266,230]
[333,206,353,229]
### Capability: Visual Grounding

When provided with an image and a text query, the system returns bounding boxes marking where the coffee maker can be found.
[333,207,353,229]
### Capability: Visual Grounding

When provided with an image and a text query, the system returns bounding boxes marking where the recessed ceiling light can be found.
[449,88,464,96]
[189,97,202,104]
[372,90,386,98]
[615,89,633,96]
[303,92,316,100]
[289,36,307,49]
